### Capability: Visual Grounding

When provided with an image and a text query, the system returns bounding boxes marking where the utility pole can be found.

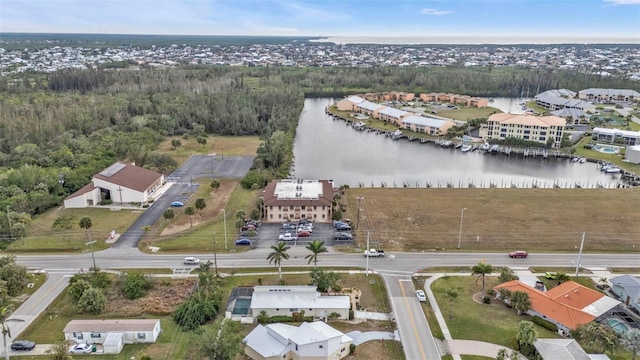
[457,208,466,249]
[85,240,97,272]
[355,196,364,230]
[212,232,218,275]
[366,231,370,277]
[6,206,12,242]
[223,209,228,250]
[575,232,585,277]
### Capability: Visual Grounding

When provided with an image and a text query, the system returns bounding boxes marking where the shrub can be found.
[350,344,356,354]
[349,310,354,320]
[532,316,557,332]
[482,296,491,304]
[267,316,293,323]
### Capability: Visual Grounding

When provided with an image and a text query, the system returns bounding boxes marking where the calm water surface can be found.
[292,98,621,188]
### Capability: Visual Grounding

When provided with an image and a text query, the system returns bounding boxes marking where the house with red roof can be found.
[494,280,621,336]
[63,161,165,208]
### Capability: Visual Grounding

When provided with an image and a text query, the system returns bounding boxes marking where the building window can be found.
[138,333,146,340]
[289,206,294,210]
[278,206,281,210]
[90,332,101,338]
[276,308,280,311]
[74,333,84,340]
[270,214,273,219]
[290,308,298,312]
[301,206,305,210]
[319,345,323,349]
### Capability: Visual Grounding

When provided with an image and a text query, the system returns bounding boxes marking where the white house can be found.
[250,286,350,321]
[243,321,353,360]
[64,161,164,208]
[63,319,162,354]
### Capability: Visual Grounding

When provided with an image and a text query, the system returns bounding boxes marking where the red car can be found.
[509,250,528,258]
[297,230,311,237]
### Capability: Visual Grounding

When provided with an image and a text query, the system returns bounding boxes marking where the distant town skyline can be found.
[1,0,640,44]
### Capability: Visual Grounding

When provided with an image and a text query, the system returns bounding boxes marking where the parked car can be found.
[240,230,257,237]
[11,340,36,351]
[297,225,313,233]
[509,250,528,258]
[235,238,251,246]
[333,232,353,241]
[183,257,200,265]
[416,290,427,302]
[279,233,298,241]
[297,230,311,237]
[171,201,184,207]
[69,344,93,354]
[335,223,351,231]
[545,272,558,280]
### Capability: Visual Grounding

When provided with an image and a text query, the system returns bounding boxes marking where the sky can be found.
[1,0,640,43]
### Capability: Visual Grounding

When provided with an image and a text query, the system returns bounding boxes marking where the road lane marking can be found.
[398,279,428,360]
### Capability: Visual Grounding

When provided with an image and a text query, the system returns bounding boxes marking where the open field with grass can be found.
[156,135,261,163]
[436,106,500,121]
[342,187,640,253]
[9,207,142,253]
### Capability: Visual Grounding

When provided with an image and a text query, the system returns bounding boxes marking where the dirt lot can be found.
[341,187,640,253]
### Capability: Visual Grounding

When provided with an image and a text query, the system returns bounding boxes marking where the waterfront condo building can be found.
[480,113,566,148]
[261,179,336,223]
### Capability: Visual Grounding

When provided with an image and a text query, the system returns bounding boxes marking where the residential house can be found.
[610,275,640,314]
[533,339,611,360]
[389,91,415,102]
[243,321,353,360]
[401,115,456,136]
[260,180,335,223]
[63,319,162,355]
[592,127,640,146]
[250,285,350,320]
[578,88,640,103]
[535,89,595,112]
[551,108,590,125]
[419,92,488,107]
[494,280,621,335]
[479,113,566,148]
[63,161,164,208]
[336,95,364,111]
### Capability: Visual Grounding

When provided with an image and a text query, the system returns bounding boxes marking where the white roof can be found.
[358,101,384,112]
[378,107,408,118]
[251,286,350,310]
[592,127,640,138]
[402,115,450,128]
[582,296,621,317]
[243,324,289,357]
[580,88,640,97]
[273,180,323,200]
[346,95,364,104]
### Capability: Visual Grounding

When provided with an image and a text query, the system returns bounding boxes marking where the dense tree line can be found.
[0,65,637,241]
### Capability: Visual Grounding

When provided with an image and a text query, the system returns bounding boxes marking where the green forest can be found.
[0,65,638,245]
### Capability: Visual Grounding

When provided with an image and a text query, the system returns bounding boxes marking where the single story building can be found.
[534,339,610,360]
[64,161,164,208]
[243,321,353,360]
[250,285,350,320]
[260,179,336,223]
[63,319,162,354]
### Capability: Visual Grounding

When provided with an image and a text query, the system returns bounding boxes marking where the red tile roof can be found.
[494,280,598,330]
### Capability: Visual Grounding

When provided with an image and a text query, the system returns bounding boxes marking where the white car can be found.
[416,290,427,302]
[278,233,298,241]
[69,343,93,354]
[184,257,200,265]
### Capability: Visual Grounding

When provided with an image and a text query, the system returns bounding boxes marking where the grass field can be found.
[342,187,640,253]
[436,106,500,121]
[156,134,261,163]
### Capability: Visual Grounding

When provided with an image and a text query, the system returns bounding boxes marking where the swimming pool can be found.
[605,318,629,334]
[593,144,621,154]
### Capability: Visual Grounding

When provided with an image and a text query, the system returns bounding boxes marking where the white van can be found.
[184,257,200,265]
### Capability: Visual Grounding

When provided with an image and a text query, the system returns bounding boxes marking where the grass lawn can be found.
[156,135,261,164]
[342,187,640,253]
[430,276,561,346]
[9,207,141,253]
[436,106,501,121]
[573,137,640,174]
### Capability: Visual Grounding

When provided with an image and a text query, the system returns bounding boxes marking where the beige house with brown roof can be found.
[63,161,164,208]
[480,113,566,148]
[261,180,335,223]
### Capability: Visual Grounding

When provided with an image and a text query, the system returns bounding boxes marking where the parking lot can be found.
[236,222,355,249]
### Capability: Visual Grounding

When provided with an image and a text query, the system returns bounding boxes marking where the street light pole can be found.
[457,208,466,249]
[355,196,364,230]
[85,240,97,272]
[223,209,228,250]
[212,232,218,275]
[6,206,12,242]
[575,231,585,277]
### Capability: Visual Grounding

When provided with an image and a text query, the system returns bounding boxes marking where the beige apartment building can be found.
[261,179,335,223]
[419,93,488,107]
[480,113,566,148]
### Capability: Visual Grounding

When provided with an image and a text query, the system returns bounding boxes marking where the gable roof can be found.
[346,95,365,104]
[93,161,163,192]
[63,319,159,333]
[494,281,602,330]
[534,339,591,360]
[64,182,97,200]
[250,285,350,310]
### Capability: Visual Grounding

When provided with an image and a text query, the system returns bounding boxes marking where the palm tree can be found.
[185,206,195,227]
[305,240,328,268]
[556,272,570,283]
[516,320,538,356]
[78,216,92,241]
[1,305,14,360]
[267,242,290,282]
[471,262,493,296]
[511,291,531,315]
